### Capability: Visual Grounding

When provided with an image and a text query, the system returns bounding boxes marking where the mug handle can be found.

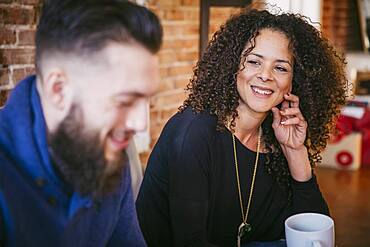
[312,240,323,247]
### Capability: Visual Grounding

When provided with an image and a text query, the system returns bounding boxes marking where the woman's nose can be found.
[257,66,272,82]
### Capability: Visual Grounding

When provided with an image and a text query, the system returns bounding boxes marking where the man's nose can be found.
[125,100,149,133]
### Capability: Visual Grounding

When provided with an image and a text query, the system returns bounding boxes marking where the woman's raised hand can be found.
[271,93,307,150]
[271,93,312,181]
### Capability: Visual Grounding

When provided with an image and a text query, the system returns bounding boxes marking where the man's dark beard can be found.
[49,105,127,197]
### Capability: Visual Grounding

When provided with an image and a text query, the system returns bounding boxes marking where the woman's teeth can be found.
[252,86,273,95]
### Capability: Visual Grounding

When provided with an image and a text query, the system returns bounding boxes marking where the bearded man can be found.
[0,0,162,246]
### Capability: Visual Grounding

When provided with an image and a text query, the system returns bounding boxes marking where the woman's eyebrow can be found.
[249,52,292,66]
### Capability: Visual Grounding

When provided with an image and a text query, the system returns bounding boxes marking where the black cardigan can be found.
[136,108,329,247]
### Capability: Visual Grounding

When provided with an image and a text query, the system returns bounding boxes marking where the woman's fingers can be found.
[271,107,282,128]
[280,117,304,126]
[276,93,307,127]
[279,108,305,121]
[281,99,290,110]
[284,93,299,108]
[275,93,308,126]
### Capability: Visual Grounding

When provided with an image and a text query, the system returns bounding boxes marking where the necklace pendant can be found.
[237,222,252,247]
[238,222,252,239]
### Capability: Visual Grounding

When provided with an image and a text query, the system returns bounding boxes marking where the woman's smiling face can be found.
[236,28,293,115]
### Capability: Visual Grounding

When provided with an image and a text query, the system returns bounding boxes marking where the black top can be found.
[136,108,329,247]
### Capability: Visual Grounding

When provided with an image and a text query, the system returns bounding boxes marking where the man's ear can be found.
[43,69,74,119]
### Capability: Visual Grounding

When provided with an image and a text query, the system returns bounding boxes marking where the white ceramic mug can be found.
[285,213,334,247]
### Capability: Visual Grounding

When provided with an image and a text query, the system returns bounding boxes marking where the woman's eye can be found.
[247,60,260,65]
[275,66,288,72]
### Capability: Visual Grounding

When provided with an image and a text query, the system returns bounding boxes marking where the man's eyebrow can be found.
[113,92,147,98]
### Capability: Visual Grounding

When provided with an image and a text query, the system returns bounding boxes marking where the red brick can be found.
[151,90,187,109]
[334,10,348,19]
[0,68,11,87]
[168,64,193,77]
[177,51,198,62]
[185,9,199,21]
[159,50,197,64]
[158,79,175,92]
[149,107,179,143]
[150,109,160,122]
[160,63,193,77]
[12,67,35,84]
[334,0,348,9]
[158,50,176,64]
[163,9,186,20]
[18,29,36,46]
[181,0,199,6]
[149,122,164,143]
[209,20,228,34]
[150,0,181,6]
[210,7,239,20]
[151,108,178,123]
[160,107,178,122]
[162,23,199,37]
[151,8,164,19]
[182,24,199,35]
[0,48,35,65]
[174,76,190,89]
[162,24,180,37]
[159,67,169,78]
[0,7,36,25]
[162,38,198,50]
[0,29,16,45]
[149,132,160,149]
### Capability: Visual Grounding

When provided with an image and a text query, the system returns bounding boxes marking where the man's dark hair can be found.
[36,0,162,71]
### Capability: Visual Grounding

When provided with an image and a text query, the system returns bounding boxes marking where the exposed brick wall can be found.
[0,0,40,104]
[321,0,362,52]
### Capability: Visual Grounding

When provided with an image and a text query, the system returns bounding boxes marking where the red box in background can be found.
[321,133,362,170]
[321,103,370,169]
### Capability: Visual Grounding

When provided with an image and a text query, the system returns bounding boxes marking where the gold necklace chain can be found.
[232,127,261,224]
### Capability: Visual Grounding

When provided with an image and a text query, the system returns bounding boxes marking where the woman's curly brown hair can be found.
[180,8,349,197]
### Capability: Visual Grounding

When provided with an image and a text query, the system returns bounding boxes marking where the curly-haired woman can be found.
[137,7,348,247]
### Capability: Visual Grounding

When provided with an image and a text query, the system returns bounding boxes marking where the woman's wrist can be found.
[281,145,312,182]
